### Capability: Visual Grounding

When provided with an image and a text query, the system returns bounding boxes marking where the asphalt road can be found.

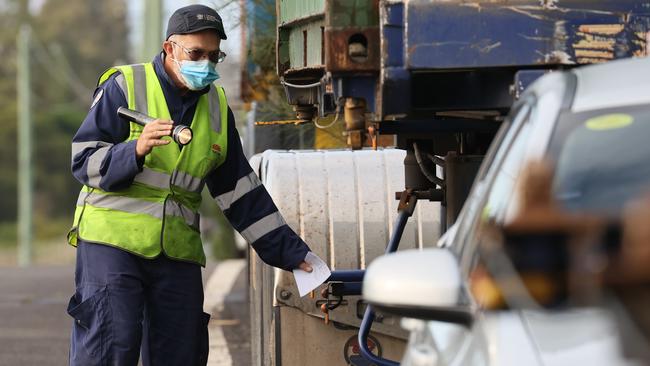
[0,259,248,365]
[0,265,73,365]
[206,260,251,365]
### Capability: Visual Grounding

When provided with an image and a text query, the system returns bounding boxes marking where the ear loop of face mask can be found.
[169,42,184,71]
[169,42,200,89]
[168,41,220,90]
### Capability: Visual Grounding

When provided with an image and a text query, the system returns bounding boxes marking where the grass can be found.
[0,218,75,267]
[0,221,18,248]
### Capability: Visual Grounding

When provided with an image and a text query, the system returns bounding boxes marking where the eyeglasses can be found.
[170,40,227,64]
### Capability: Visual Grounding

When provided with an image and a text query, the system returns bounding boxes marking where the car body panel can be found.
[572,57,650,113]
[400,56,650,366]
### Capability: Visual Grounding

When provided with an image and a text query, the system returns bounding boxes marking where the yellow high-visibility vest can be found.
[68,63,228,266]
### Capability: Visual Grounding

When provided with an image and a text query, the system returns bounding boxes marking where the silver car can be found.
[363,56,650,366]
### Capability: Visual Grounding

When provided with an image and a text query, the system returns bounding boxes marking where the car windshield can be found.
[549,103,650,217]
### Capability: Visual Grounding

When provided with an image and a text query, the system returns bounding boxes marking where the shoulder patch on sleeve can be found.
[90,88,104,109]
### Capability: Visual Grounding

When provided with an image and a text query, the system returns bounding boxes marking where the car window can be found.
[460,102,650,311]
[481,122,533,223]
[445,107,520,252]
[454,100,535,272]
[445,110,514,254]
[550,103,650,217]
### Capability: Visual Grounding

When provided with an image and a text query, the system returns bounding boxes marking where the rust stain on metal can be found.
[255,119,311,126]
[479,42,501,53]
[571,24,634,64]
[325,27,380,72]
[576,57,609,64]
[578,24,625,35]
[541,50,574,64]
[407,41,469,57]
[540,0,559,10]
[633,31,649,56]
[575,49,614,59]
[534,20,573,65]
[283,66,326,78]
[572,39,615,51]
[518,33,554,42]
[507,4,616,18]
[635,32,647,41]
[459,3,482,10]
[506,6,548,21]
[474,41,501,54]
[278,58,292,76]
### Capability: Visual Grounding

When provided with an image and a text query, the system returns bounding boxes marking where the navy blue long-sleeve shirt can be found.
[71,53,309,271]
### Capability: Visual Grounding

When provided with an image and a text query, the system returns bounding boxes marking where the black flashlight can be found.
[117,106,193,146]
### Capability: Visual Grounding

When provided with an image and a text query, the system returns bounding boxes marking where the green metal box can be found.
[276,0,379,76]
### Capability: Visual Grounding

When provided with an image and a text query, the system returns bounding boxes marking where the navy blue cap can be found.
[166,5,227,40]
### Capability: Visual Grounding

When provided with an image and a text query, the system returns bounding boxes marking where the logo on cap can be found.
[197,14,219,23]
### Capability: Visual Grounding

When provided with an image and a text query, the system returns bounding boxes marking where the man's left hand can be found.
[298,261,313,273]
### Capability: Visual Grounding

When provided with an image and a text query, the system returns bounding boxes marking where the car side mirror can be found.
[363,248,474,327]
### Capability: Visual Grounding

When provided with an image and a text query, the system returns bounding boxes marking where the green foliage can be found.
[243,0,297,122]
[34,0,129,96]
[33,105,87,220]
[0,0,129,234]
[255,80,295,122]
[0,3,20,223]
[0,222,18,248]
[248,0,276,73]
[0,217,71,248]
[200,190,239,260]
[208,209,240,260]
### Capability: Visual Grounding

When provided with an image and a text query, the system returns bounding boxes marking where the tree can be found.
[0,0,25,223]
[29,0,129,222]
[0,0,129,225]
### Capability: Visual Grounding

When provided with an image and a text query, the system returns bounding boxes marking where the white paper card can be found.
[293,252,331,297]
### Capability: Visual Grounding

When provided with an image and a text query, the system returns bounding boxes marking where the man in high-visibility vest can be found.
[68,5,312,365]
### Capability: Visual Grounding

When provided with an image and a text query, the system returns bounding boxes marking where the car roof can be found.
[571,56,650,113]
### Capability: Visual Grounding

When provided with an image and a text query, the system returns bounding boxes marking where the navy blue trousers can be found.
[67,241,210,366]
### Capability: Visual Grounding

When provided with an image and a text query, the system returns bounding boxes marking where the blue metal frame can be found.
[327,269,365,283]
[371,0,650,118]
[358,306,400,366]
[323,194,416,366]
[354,207,411,365]
[404,1,649,69]
[332,76,377,115]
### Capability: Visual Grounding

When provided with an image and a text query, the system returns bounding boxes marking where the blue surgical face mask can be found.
[172,57,220,90]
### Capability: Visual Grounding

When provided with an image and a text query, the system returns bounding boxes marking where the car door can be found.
[443,78,583,366]
[407,97,541,366]
[405,72,573,366]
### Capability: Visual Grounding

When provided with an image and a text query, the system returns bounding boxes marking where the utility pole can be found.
[141,0,163,61]
[17,0,32,267]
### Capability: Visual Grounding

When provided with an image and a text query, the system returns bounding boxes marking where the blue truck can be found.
[277,0,649,229]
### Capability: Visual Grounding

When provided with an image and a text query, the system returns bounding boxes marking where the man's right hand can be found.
[135,119,173,158]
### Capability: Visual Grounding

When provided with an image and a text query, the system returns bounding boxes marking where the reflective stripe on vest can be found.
[133,168,204,193]
[208,85,222,133]
[132,64,148,114]
[76,191,199,230]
